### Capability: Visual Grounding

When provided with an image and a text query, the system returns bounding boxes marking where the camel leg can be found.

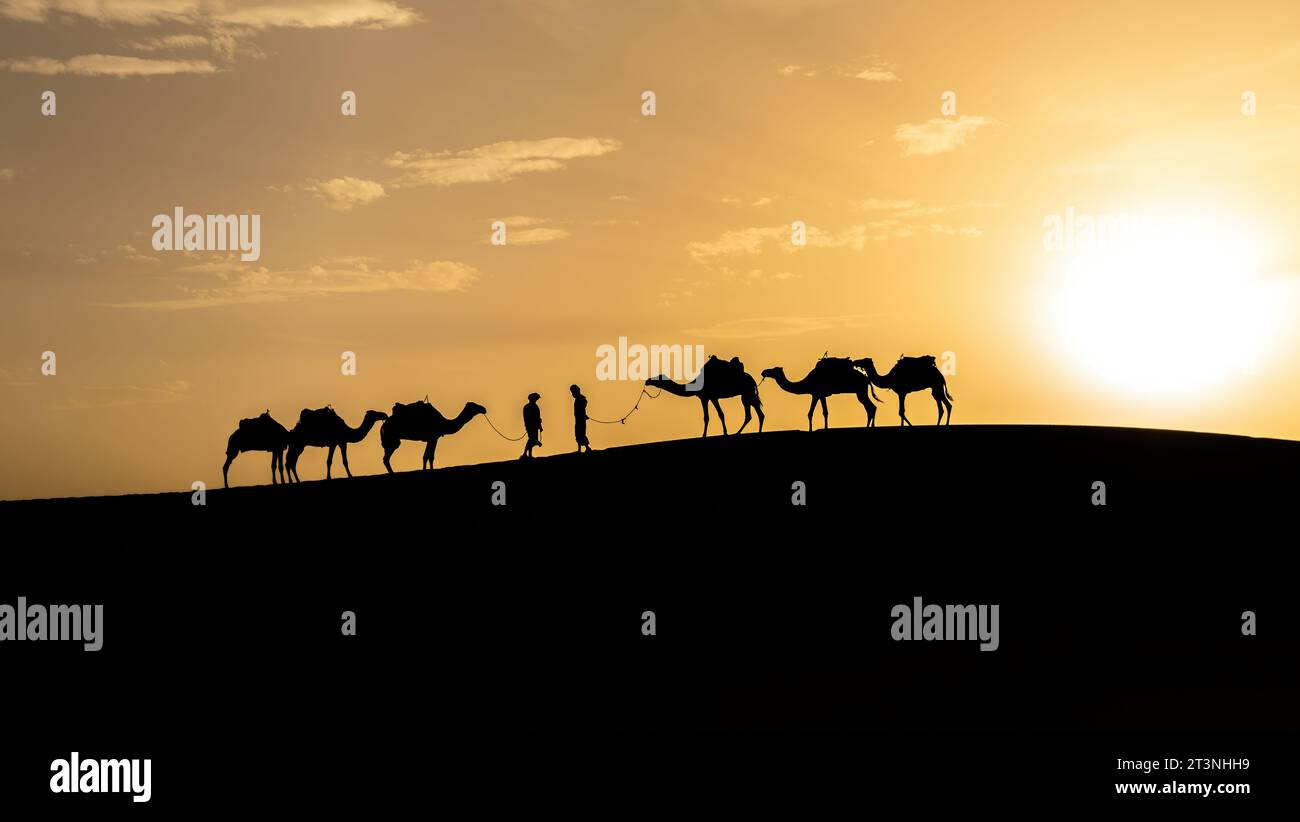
[270,451,278,485]
[932,388,946,426]
[756,401,765,433]
[286,446,299,482]
[712,398,727,435]
[326,444,336,479]
[898,393,911,426]
[223,452,235,489]
[700,397,710,438]
[819,397,829,430]
[381,430,399,474]
[806,397,817,432]
[423,438,438,470]
[736,396,753,434]
[858,392,876,428]
[340,442,352,477]
[278,449,286,484]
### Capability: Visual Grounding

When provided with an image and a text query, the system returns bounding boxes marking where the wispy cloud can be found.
[854,197,995,231]
[0,0,197,25]
[721,194,776,206]
[2,1,418,74]
[303,176,387,211]
[489,216,570,245]
[213,0,419,29]
[384,137,621,188]
[856,198,917,211]
[117,244,161,264]
[113,258,477,309]
[686,223,904,263]
[894,115,995,157]
[509,228,569,245]
[0,1,420,29]
[688,202,987,264]
[0,168,15,181]
[778,56,899,82]
[1,54,219,76]
[129,33,209,51]
[846,58,899,82]
[0,366,36,388]
[687,226,788,262]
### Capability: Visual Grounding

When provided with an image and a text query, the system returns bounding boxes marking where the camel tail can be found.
[944,381,954,402]
[871,384,882,403]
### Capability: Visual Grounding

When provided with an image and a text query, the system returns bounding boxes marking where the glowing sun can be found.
[1042,206,1286,398]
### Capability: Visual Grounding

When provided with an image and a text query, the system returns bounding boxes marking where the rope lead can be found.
[588,385,662,425]
[480,385,662,439]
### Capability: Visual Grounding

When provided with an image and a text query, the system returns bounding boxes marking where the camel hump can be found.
[238,412,270,430]
[391,399,435,419]
[298,406,339,425]
[703,354,746,379]
[812,356,856,376]
[898,354,938,369]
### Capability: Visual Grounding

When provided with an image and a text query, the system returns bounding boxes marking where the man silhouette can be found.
[521,392,543,459]
[570,384,593,452]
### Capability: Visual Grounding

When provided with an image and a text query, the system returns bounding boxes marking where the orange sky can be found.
[2,0,1299,499]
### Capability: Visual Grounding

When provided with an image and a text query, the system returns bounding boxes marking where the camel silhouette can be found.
[854,355,953,425]
[380,399,486,472]
[222,411,289,488]
[286,407,388,482]
[646,355,764,437]
[761,357,882,431]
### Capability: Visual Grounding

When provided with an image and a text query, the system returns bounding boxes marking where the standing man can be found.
[521,392,543,459]
[570,384,593,453]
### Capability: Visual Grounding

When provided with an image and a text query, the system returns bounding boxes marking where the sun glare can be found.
[1043,206,1287,398]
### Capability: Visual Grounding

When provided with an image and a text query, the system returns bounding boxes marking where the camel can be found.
[646,355,764,437]
[854,355,953,426]
[760,357,882,431]
[286,407,388,482]
[380,398,486,472]
[222,411,290,488]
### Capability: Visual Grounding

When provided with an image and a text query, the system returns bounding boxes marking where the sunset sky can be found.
[3,0,1299,499]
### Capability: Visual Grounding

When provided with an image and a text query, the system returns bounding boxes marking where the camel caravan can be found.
[220,353,952,487]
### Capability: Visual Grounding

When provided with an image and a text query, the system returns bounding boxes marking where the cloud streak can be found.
[113,258,477,309]
[894,115,995,157]
[777,56,900,82]
[385,137,622,188]
[304,176,387,211]
[2,1,419,73]
[0,0,419,28]
[1,54,219,76]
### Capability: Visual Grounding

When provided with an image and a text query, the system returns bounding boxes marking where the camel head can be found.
[363,409,389,423]
[463,401,487,419]
[646,374,672,386]
[760,367,784,380]
[853,357,874,373]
